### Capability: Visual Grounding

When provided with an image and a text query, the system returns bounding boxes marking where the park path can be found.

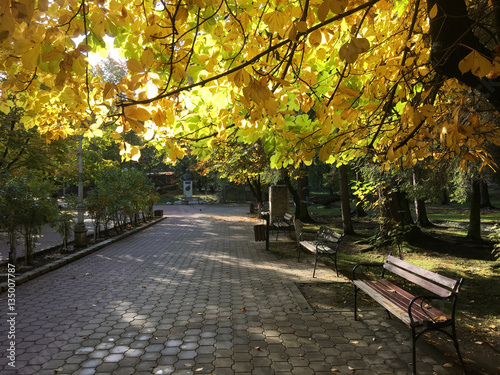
[0,204,459,374]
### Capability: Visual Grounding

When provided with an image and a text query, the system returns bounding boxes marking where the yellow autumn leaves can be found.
[459,50,500,79]
[1,0,498,171]
[339,38,371,63]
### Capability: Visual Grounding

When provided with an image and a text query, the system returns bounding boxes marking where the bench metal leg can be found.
[412,326,417,375]
[412,324,468,375]
[332,252,339,277]
[312,252,319,278]
[451,321,468,374]
[353,285,358,320]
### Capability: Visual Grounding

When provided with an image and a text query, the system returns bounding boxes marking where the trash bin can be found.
[254,224,266,242]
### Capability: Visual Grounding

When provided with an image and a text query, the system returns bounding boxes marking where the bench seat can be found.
[353,278,451,327]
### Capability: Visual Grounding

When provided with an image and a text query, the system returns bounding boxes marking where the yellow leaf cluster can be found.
[458,50,499,78]
[339,38,370,63]
[242,79,271,106]
[262,11,289,37]
[317,0,348,22]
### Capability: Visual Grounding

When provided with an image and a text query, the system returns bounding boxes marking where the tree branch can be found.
[118,0,382,108]
[427,0,500,110]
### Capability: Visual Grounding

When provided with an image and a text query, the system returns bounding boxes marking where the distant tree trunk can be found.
[297,169,310,218]
[8,232,17,268]
[413,169,433,227]
[23,227,35,266]
[467,178,482,241]
[379,185,415,239]
[339,164,355,234]
[247,175,264,217]
[415,199,432,226]
[480,181,497,209]
[283,168,314,223]
[440,189,450,205]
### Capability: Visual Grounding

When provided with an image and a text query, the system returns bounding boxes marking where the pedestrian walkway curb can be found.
[0,216,166,293]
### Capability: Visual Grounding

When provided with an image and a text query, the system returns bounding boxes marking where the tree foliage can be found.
[0,173,58,265]
[1,0,500,172]
[84,166,158,238]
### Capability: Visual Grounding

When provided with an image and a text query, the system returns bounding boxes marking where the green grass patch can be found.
[156,192,218,204]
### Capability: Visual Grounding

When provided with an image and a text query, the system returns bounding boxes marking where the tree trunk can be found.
[493,0,500,41]
[8,231,17,268]
[283,169,314,223]
[467,178,482,241]
[480,181,496,209]
[297,173,311,221]
[441,189,450,205]
[247,175,264,217]
[379,186,415,239]
[413,169,433,227]
[427,0,500,110]
[415,199,433,227]
[339,164,355,234]
[24,228,34,266]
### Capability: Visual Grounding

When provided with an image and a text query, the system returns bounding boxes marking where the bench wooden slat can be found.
[372,279,451,323]
[354,280,451,325]
[386,255,459,291]
[384,263,452,298]
[300,241,316,252]
[354,280,412,325]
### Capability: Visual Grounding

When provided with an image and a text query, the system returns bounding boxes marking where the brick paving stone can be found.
[0,205,460,375]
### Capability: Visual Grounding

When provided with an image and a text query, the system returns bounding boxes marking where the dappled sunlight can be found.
[0,203,473,375]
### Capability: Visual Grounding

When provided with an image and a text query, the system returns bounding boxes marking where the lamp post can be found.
[73,132,87,247]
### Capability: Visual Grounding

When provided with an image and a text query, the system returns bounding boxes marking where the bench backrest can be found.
[383,255,462,298]
[283,213,293,221]
[318,227,343,244]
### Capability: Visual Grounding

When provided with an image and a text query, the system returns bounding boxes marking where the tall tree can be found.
[467,178,482,241]
[283,165,314,223]
[338,164,355,234]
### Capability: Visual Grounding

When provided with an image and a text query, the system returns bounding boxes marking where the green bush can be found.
[0,173,58,265]
[85,166,158,238]
[489,225,500,261]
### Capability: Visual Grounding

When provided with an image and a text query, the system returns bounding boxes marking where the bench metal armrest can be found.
[352,262,384,281]
[408,294,455,326]
[275,216,292,225]
[272,216,282,225]
[299,230,315,241]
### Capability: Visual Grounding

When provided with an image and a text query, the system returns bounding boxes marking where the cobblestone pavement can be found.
[0,204,460,374]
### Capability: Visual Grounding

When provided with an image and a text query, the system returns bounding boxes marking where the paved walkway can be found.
[0,204,460,374]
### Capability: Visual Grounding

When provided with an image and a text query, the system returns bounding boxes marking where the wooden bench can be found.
[272,213,294,240]
[352,254,467,375]
[298,226,344,278]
